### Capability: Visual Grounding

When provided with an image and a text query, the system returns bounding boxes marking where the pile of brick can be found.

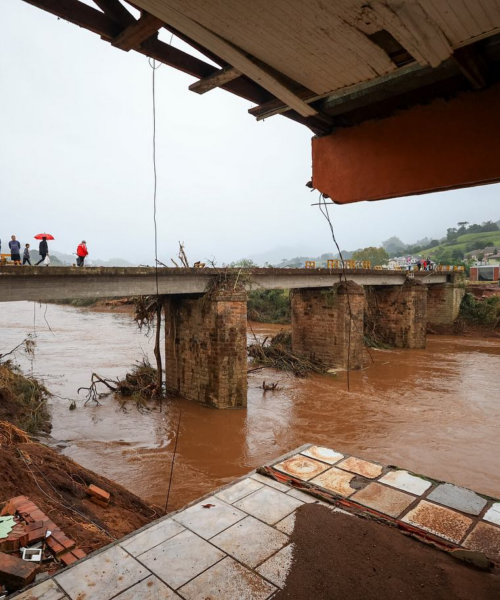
[87,484,110,507]
[0,496,86,593]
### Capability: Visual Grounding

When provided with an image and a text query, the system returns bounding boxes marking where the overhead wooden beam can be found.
[189,66,241,95]
[453,46,488,90]
[93,0,134,27]
[111,11,163,50]
[132,1,318,118]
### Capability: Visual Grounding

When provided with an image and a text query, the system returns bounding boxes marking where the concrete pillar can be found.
[291,281,365,370]
[427,283,465,325]
[366,280,427,348]
[164,288,247,409]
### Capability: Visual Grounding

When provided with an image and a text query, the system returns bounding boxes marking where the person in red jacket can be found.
[76,240,88,267]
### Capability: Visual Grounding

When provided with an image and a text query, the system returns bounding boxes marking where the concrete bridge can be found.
[0,266,464,410]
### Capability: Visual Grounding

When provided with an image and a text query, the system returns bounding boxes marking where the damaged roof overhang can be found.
[17,0,500,135]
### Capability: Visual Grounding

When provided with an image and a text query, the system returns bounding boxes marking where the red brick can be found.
[89,496,109,508]
[26,528,48,545]
[87,485,110,503]
[0,551,39,591]
[59,551,78,567]
[25,521,45,532]
[72,548,86,559]
[46,537,65,556]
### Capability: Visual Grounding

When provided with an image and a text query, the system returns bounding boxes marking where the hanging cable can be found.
[164,407,182,514]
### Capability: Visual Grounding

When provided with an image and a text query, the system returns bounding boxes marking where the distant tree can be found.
[457,221,469,235]
[477,253,484,262]
[481,220,499,232]
[382,236,406,257]
[352,246,389,266]
[446,227,458,242]
[229,259,258,268]
[451,249,464,261]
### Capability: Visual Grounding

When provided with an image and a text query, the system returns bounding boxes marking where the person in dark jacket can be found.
[23,244,32,266]
[9,235,22,265]
[35,237,49,266]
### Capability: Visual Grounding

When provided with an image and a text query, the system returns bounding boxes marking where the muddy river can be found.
[1,301,499,511]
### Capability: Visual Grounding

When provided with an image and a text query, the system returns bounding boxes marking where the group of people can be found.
[0,236,89,267]
[416,257,434,271]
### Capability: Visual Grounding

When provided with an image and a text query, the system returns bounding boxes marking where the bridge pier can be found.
[291,282,365,370]
[366,280,427,348]
[427,282,465,326]
[164,288,247,409]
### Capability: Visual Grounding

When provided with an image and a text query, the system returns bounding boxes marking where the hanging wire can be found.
[164,407,182,514]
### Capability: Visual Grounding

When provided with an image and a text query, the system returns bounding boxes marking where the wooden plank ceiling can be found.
[19,0,500,133]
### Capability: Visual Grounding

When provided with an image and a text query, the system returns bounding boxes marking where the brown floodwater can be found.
[1,302,499,512]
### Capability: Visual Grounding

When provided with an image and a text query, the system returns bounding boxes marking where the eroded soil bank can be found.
[0,302,499,513]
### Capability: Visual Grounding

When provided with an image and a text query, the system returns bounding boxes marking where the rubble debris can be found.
[0,551,38,591]
[87,485,110,508]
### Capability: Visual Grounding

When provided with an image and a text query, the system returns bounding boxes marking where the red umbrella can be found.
[34,233,55,240]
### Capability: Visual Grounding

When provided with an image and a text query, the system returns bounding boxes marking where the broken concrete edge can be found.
[7,446,310,599]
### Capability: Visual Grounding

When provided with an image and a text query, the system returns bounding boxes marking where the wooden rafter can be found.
[189,66,241,95]
[93,0,134,27]
[112,11,163,50]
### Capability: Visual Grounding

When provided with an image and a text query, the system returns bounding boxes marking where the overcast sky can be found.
[1,2,499,265]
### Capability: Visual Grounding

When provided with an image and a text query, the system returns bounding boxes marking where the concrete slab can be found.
[13,579,67,600]
[275,512,296,536]
[138,529,225,590]
[179,556,276,600]
[402,500,473,544]
[216,478,264,504]
[234,486,303,525]
[337,456,383,479]
[379,470,432,496]
[463,522,500,563]
[427,483,487,516]
[274,455,330,481]
[113,575,181,599]
[56,545,148,600]
[351,483,415,518]
[250,473,290,492]
[301,446,344,465]
[484,503,500,526]
[310,467,356,497]
[171,496,246,539]
[256,543,295,589]
[120,519,185,557]
[210,516,288,568]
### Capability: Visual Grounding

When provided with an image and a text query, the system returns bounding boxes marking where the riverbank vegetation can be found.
[459,293,500,328]
[248,289,291,323]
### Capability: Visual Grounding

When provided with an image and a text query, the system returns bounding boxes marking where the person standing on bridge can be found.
[23,244,32,266]
[76,240,88,267]
[35,236,49,266]
[9,235,22,265]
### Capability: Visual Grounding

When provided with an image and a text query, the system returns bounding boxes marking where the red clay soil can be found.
[0,436,160,556]
[275,505,500,600]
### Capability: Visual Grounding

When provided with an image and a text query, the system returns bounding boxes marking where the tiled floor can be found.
[12,443,500,600]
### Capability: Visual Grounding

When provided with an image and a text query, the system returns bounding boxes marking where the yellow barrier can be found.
[305,261,315,269]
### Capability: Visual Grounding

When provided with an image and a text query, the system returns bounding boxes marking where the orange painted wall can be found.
[312,82,500,204]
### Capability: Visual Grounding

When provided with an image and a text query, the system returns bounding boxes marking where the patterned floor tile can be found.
[286,488,330,506]
[256,543,295,589]
[138,530,225,590]
[301,446,344,465]
[379,470,432,496]
[351,483,415,518]
[121,519,185,557]
[427,483,487,516]
[402,500,472,544]
[275,512,296,535]
[250,473,290,492]
[337,456,383,479]
[484,503,500,526]
[114,575,181,599]
[274,455,330,481]
[172,496,246,539]
[210,516,288,568]
[179,556,276,600]
[56,545,148,600]
[13,579,66,600]
[216,478,264,504]
[310,467,356,497]
[463,522,500,562]
[234,486,303,525]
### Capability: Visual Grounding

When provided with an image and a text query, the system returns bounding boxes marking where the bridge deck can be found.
[0,267,450,303]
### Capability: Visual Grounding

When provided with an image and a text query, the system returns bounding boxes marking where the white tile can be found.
[215,478,264,504]
[179,556,276,600]
[138,529,225,590]
[286,488,330,506]
[251,472,290,492]
[56,545,148,600]
[172,496,246,539]
[484,503,500,526]
[121,519,185,557]
[379,470,432,496]
[301,446,344,464]
[14,579,66,600]
[211,516,288,569]
[234,486,303,525]
[275,512,296,535]
[114,575,181,599]
[256,543,295,589]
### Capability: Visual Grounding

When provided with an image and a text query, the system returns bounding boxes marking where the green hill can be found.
[425,231,500,257]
